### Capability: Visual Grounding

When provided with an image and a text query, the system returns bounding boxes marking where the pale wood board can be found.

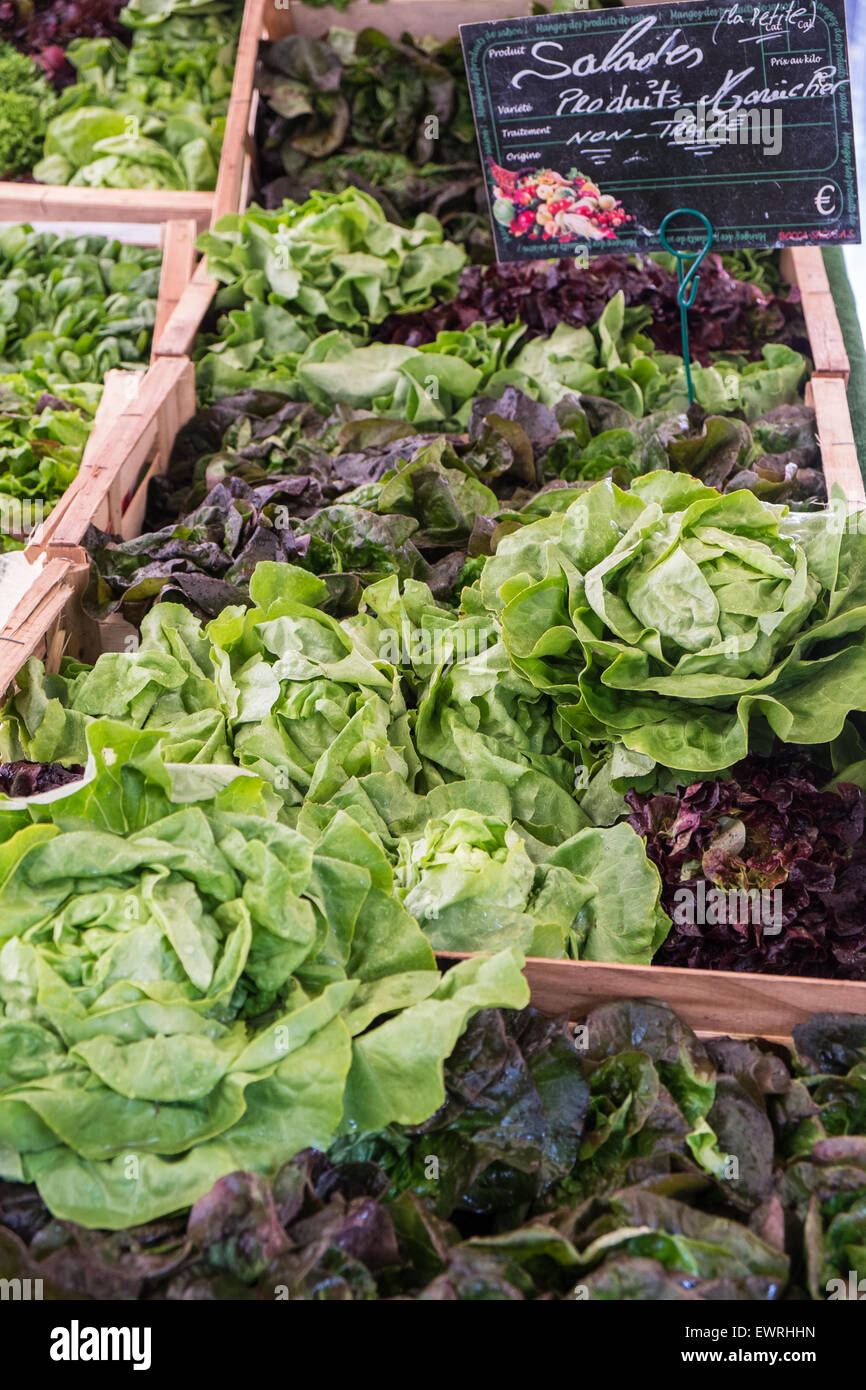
[152,220,198,356]
[0,555,90,698]
[212,0,268,227]
[23,370,143,555]
[782,247,851,381]
[151,253,220,360]
[808,375,866,504]
[30,358,195,549]
[0,184,214,232]
[437,952,866,1033]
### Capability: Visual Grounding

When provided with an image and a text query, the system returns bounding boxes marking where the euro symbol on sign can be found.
[815,185,837,216]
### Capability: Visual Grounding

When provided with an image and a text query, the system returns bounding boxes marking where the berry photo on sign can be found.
[489,160,635,243]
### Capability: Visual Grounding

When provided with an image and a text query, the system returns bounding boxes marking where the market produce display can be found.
[0,376,99,551]
[2,0,242,190]
[0,8,864,1310]
[3,997,865,1299]
[0,225,161,378]
[0,41,57,178]
[0,226,160,549]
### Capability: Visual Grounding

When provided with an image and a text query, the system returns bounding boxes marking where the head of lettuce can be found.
[0,723,529,1229]
[481,473,866,780]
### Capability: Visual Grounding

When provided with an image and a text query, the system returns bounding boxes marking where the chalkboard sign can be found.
[460,0,860,261]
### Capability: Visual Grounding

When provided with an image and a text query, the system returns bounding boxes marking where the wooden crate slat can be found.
[786,248,850,381]
[152,220,198,356]
[211,0,268,227]
[28,370,143,551]
[117,455,164,541]
[437,952,866,1034]
[151,259,219,359]
[0,183,214,231]
[787,246,832,297]
[0,555,89,697]
[240,91,261,212]
[809,375,866,504]
[31,358,196,549]
[77,369,143,472]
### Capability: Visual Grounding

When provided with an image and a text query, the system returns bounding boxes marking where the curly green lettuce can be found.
[196,188,466,368]
[0,44,56,178]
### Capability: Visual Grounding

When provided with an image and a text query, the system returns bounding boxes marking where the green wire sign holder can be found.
[658,209,715,406]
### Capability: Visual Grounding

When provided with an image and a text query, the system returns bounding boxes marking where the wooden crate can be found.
[0,218,195,553]
[31,356,196,550]
[151,256,221,360]
[152,220,198,357]
[780,247,850,383]
[0,552,90,699]
[0,186,215,234]
[437,952,866,1040]
[808,375,865,504]
[213,0,267,227]
[151,0,266,357]
[0,0,264,233]
[1,356,197,691]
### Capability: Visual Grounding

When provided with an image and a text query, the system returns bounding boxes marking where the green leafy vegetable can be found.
[196,189,466,383]
[31,5,240,190]
[0,715,528,1227]
[393,804,667,961]
[481,472,866,778]
[0,375,99,536]
[0,225,160,381]
[0,42,57,178]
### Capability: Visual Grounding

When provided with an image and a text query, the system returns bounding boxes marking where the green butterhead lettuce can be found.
[392,801,667,962]
[0,718,528,1228]
[194,188,466,394]
[480,471,866,776]
[202,288,804,425]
